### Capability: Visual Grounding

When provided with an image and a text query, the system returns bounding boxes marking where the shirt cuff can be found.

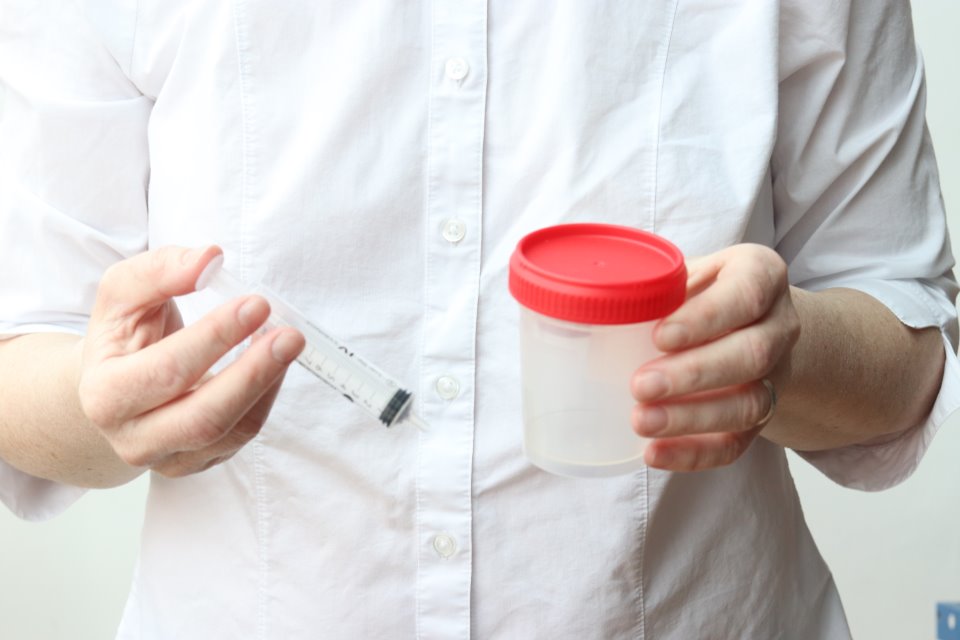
[0,458,86,522]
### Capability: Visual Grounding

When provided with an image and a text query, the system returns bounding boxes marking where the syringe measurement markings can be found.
[300,346,378,404]
[300,345,326,370]
[334,367,353,389]
[321,359,339,379]
[347,380,381,412]
[300,342,386,393]
[350,378,366,398]
[287,332,404,416]
[359,384,383,405]
[302,348,350,393]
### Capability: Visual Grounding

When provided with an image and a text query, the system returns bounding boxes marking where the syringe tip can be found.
[406,413,429,432]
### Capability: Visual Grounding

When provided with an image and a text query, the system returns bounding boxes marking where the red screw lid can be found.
[509,223,686,324]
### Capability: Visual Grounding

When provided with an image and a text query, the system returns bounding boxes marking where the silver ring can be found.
[756,378,777,427]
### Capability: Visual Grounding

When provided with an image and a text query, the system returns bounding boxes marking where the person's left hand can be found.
[630,243,801,471]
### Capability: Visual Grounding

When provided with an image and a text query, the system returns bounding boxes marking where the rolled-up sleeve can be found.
[773,0,960,490]
[0,2,149,516]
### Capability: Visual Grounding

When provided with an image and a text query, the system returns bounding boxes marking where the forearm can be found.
[0,333,142,488]
[763,287,945,451]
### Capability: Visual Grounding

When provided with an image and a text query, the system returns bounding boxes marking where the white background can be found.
[1,2,958,638]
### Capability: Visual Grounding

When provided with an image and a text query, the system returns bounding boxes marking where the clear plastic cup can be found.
[509,224,686,478]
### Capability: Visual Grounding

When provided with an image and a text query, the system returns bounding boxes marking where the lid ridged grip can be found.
[508,223,686,325]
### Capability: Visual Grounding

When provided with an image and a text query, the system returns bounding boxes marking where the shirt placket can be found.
[416,1,487,638]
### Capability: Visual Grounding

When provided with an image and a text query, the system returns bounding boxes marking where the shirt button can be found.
[445,57,469,81]
[432,533,457,559]
[435,375,461,400]
[441,218,466,244]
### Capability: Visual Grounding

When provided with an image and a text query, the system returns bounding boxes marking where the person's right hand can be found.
[76,245,305,477]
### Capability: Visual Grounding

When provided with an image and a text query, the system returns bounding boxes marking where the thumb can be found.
[94,245,223,318]
[683,254,720,299]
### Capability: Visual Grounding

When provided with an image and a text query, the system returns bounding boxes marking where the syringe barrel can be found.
[196,256,417,427]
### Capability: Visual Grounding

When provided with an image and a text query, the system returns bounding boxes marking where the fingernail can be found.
[636,406,668,435]
[271,331,303,363]
[633,371,669,400]
[657,323,688,349]
[647,447,674,468]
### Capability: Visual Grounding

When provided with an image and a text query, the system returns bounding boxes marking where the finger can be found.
[632,380,774,438]
[643,425,763,472]
[94,245,223,320]
[111,327,304,466]
[632,311,790,401]
[654,245,788,352]
[152,446,236,479]
[682,255,720,298]
[95,294,272,419]
[80,295,271,425]
[150,373,286,478]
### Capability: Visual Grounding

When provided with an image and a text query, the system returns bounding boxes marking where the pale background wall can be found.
[0,2,958,639]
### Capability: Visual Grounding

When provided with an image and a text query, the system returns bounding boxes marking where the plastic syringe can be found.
[196,255,426,430]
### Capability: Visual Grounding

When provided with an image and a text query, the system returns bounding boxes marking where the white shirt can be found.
[2,1,958,638]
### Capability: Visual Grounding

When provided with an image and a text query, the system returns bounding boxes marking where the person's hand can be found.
[77,246,305,477]
[630,244,800,471]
